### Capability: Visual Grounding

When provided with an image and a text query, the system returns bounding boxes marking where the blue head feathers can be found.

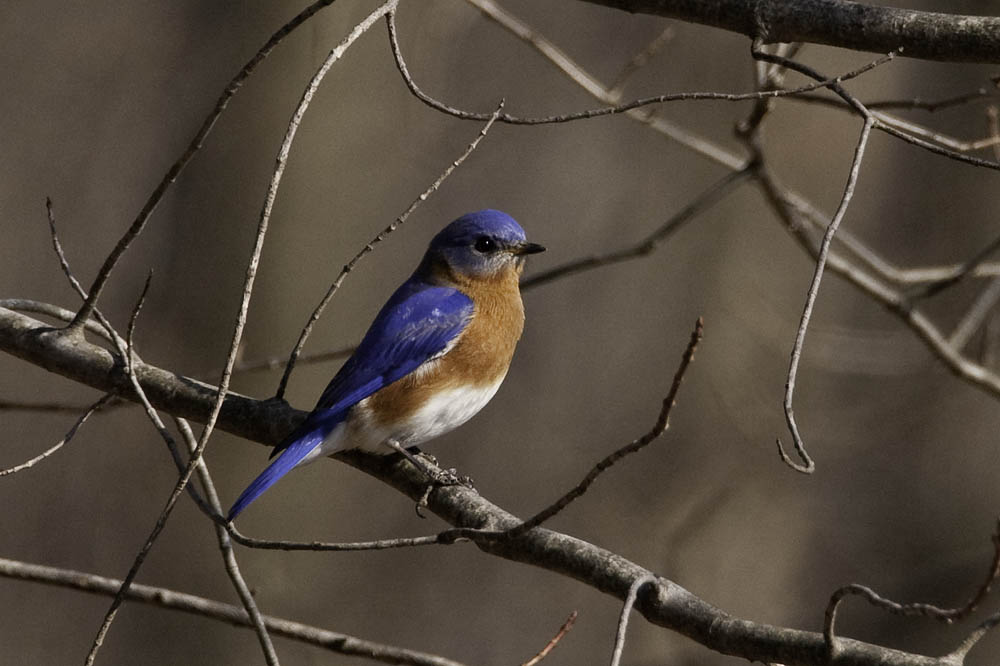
[424,209,545,278]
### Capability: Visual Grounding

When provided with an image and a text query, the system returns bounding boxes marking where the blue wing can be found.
[227,279,473,520]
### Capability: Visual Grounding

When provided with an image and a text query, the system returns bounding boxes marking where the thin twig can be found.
[498,318,703,538]
[84,6,396,662]
[791,84,993,113]
[228,526,445,551]
[462,0,741,169]
[66,0,344,333]
[46,199,128,351]
[0,393,114,476]
[0,557,467,666]
[749,43,877,473]
[521,611,578,666]
[775,118,873,473]
[521,168,752,290]
[274,94,504,399]
[824,520,1000,657]
[174,419,279,664]
[390,10,893,125]
[609,575,658,666]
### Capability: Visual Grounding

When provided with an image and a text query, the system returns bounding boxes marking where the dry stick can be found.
[274,96,504,400]
[229,526,444,552]
[0,393,114,476]
[609,574,658,666]
[65,0,344,334]
[470,0,1000,289]
[775,119,874,473]
[521,611,578,666]
[388,8,894,126]
[461,0,729,170]
[823,520,1000,658]
[521,168,752,290]
[792,83,994,113]
[84,6,398,663]
[748,42,878,473]
[493,318,703,539]
[174,418,279,664]
[0,557,467,666]
[873,111,1000,154]
[46,199,128,351]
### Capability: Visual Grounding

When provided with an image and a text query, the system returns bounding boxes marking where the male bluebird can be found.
[228,209,544,519]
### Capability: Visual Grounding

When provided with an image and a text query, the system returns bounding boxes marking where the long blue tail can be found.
[228,422,333,520]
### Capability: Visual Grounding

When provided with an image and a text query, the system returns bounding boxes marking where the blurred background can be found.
[3,0,1000,663]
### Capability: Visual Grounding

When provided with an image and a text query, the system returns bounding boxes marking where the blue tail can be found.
[228,419,337,520]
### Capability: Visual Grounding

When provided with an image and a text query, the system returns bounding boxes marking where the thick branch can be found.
[0,307,298,444]
[0,305,960,666]
[580,0,1000,64]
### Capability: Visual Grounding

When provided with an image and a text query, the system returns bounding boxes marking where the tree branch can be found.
[579,0,1000,64]
[0,305,971,666]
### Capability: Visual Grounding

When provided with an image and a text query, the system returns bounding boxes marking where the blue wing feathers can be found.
[227,280,473,519]
[228,409,348,520]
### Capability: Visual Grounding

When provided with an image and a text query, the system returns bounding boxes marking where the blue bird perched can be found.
[228,210,545,520]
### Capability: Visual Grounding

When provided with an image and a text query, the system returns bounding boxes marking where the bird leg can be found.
[383,439,463,486]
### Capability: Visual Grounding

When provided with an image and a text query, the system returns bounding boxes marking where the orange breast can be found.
[365,263,526,432]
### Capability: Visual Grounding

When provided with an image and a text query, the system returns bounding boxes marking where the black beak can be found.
[512,242,546,256]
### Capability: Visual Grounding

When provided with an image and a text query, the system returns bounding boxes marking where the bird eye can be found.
[474,236,498,253]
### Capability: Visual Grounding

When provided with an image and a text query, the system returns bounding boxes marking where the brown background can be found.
[3,1,1000,664]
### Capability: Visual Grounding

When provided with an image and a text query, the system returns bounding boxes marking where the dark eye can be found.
[474,236,498,253]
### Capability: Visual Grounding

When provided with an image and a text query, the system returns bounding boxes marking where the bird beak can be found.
[512,242,546,256]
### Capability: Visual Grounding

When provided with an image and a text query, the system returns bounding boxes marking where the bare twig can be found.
[500,318,702,537]
[228,526,445,552]
[275,95,503,399]
[521,611,578,666]
[748,42,877,473]
[824,520,1000,657]
[391,10,892,124]
[610,574,658,666]
[66,0,344,333]
[775,119,873,473]
[521,169,752,290]
[0,557,467,666]
[0,393,114,476]
[174,419,279,664]
[84,6,397,662]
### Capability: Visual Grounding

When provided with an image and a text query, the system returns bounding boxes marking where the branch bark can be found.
[0,305,963,666]
[579,0,1000,63]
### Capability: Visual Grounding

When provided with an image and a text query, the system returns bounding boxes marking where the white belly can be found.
[301,380,503,464]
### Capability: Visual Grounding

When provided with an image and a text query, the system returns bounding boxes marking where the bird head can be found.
[423,209,545,282]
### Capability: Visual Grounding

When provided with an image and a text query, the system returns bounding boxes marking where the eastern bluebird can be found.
[228,210,544,519]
